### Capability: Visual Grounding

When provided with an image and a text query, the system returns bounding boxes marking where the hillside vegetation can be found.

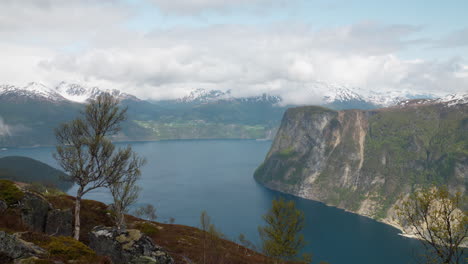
[0,156,72,191]
[255,101,467,224]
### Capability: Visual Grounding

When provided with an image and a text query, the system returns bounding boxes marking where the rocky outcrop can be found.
[45,209,73,236]
[20,193,50,232]
[0,231,45,261]
[0,199,7,213]
[89,226,174,264]
[255,102,468,224]
[15,192,73,236]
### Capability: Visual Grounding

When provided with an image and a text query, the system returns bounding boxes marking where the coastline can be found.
[256,180,419,240]
[0,137,273,149]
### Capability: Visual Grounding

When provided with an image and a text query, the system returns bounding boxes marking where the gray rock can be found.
[0,199,7,213]
[20,193,50,232]
[45,209,73,237]
[0,231,45,260]
[88,226,173,264]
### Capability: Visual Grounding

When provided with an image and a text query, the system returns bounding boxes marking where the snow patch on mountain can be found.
[55,82,139,103]
[0,82,139,103]
[0,82,66,102]
[397,93,468,107]
[179,88,282,105]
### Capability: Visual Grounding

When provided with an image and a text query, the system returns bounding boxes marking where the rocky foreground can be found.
[0,180,279,264]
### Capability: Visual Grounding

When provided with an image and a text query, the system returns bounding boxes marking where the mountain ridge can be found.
[1,80,458,107]
[254,97,467,232]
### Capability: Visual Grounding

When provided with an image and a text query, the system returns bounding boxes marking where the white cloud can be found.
[147,0,290,15]
[0,117,11,137]
[0,1,467,105]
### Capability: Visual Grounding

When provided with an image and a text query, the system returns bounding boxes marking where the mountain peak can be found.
[179,88,232,103]
[0,82,139,104]
[397,93,468,108]
[54,82,140,103]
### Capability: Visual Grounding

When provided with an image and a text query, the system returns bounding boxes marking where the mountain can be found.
[0,156,72,190]
[254,95,467,229]
[0,80,460,147]
[0,83,287,147]
[0,82,66,103]
[55,82,139,103]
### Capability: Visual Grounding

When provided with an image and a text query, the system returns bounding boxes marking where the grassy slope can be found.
[0,181,292,264]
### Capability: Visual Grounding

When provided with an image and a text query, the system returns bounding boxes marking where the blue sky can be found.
[123,0,468,59]
[0,0,467,102]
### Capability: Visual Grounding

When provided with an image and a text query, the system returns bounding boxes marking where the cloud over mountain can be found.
[0,1,467,105]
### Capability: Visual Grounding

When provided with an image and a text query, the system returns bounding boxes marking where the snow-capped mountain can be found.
[0,82,66,102]
[178,88,282,105]
[322,87,365,104]
[0,82,139,103]
[397,93,468,107]
[55,82,139,103]
[178,88,232,103]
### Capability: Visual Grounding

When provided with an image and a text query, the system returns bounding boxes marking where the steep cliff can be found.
[254,99,468,224]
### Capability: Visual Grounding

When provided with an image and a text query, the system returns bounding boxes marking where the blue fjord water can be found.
[0,140,424,264]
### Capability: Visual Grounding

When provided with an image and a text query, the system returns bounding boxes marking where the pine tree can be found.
[259,197,311,263]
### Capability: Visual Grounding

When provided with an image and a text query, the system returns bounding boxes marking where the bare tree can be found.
[134,204,157,221]
[396,186,467,264]
[109,160,144,231]
[54,93,144,240]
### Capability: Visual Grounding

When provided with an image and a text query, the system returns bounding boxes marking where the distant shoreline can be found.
[0,138,273,150]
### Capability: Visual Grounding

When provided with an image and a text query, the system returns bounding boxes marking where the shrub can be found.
[134,222,159,236]
[22,233,95,261]
[24,182,66,197]
[0,179,24,205]
[46,236,95,260]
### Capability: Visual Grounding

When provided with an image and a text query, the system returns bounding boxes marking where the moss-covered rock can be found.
[88,226,173,264]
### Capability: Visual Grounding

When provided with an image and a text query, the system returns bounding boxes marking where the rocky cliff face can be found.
[255,101,468,224]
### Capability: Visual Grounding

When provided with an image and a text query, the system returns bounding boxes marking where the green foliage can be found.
[134,120,272,140]
[0,156,72,191]
[278,147,296,158]
[23,233,95,261]
[0,179,24,205]
[46,236,95,260]
[395,186,467,264]
[24,182,66,196]
[134,222,159,236]
[258,197,310,263]
[257,103,467,222]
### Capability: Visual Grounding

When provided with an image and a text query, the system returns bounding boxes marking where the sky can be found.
[1,0,467,103]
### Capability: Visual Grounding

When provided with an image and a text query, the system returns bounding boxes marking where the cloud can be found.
[146,0,291,15]
[434,27,468,48]
[0,117,11,137]
[33,22,468,104]
[0,1,467,105]
[0,0,131,47]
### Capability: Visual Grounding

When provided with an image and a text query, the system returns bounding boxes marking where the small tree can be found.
[134,204,157,221]
[238,233,257,254]
[259,197,311,263]
[54,93,144,240]
[109,162,144,231]
[200,210,210,264]
[396,186,467,264]
[199,210,225,264]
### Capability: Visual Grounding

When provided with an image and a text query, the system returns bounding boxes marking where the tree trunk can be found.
[74,189,83,240]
